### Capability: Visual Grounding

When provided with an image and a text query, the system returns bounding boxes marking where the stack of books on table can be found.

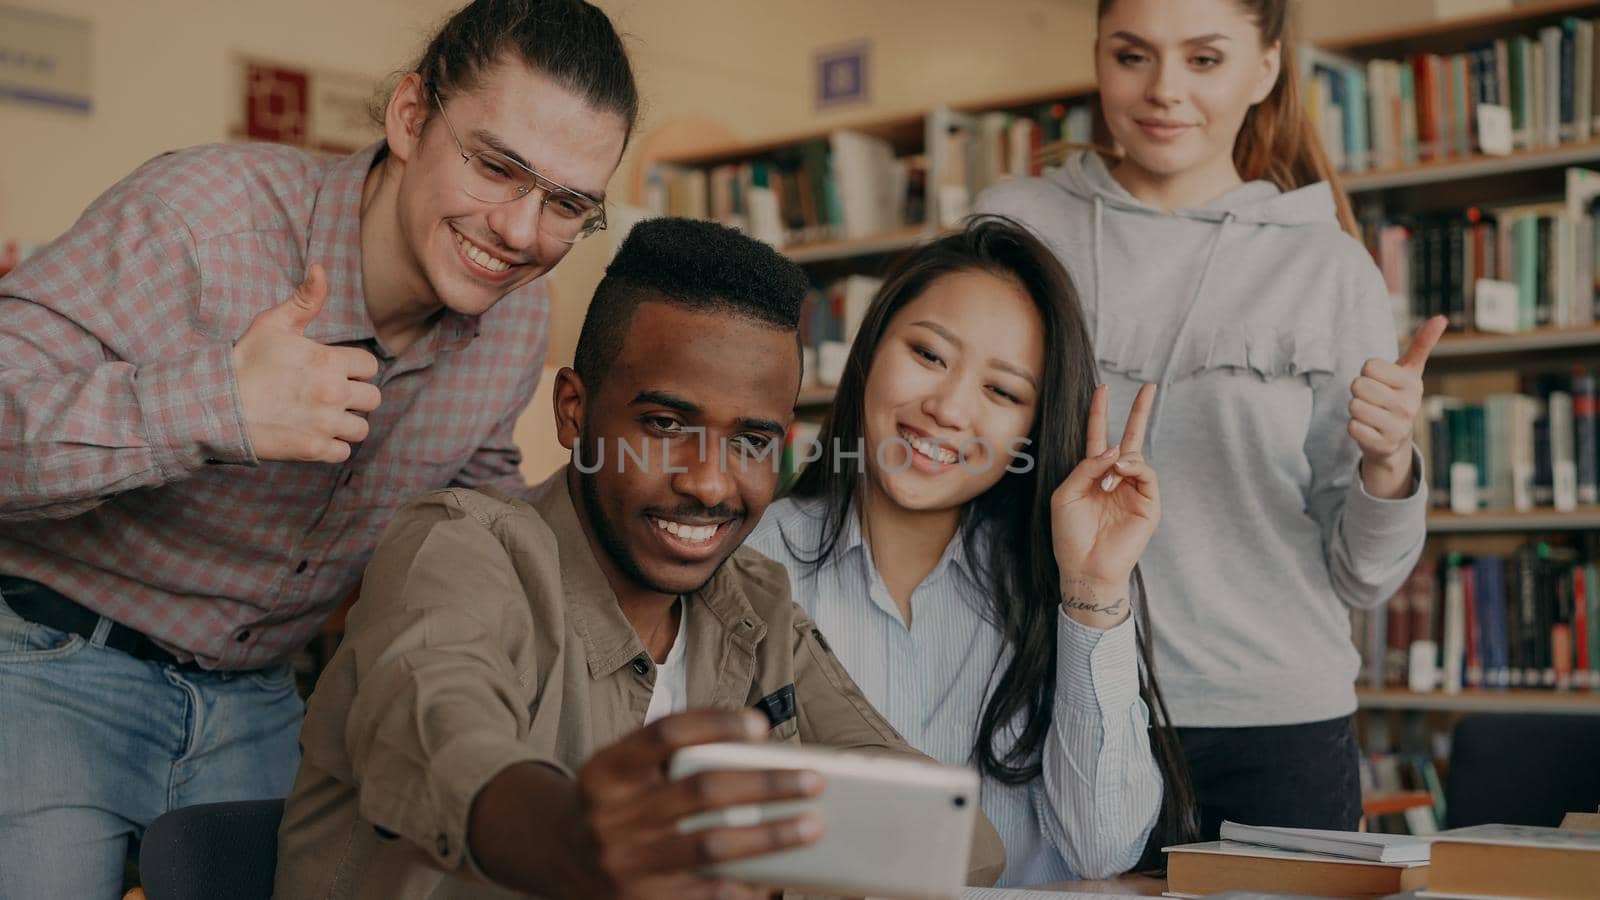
[1421,823,1600,899]
[1162,821,1431,898]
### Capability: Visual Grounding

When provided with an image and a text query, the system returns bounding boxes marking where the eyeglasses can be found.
[432,92,607,244]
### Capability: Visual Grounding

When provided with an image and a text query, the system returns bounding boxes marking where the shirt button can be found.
[295,559,309,574]
[436,834,449,857]
[632,657,650,675]
[235,629,252,643]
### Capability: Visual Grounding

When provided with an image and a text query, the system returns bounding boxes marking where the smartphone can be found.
[669,742,980,900]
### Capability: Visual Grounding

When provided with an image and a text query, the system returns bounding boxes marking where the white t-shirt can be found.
[643,603,689,725]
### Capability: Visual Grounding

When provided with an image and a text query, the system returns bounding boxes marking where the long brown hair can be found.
[1097,0,1358,236]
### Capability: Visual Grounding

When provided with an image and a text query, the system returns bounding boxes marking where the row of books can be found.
[644,139,886,249]
[1419,371,1599,514]
[1362,168,1600,334]
[642,99,1099,249]
[925,100,1095,227]
[1362,751,1444,836]
[1307,15,1600,172]
[1352,542,1600,694]
[798,274,881,390]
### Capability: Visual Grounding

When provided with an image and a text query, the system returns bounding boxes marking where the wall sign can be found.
[816,41,870,110]
[233,55,379,154]
[0,5,92,113]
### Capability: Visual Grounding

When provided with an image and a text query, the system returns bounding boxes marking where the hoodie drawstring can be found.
[1091,195,1104,344]
[1143,211,1234,459]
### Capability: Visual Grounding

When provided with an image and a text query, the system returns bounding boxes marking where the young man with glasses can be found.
[0,2,632,896]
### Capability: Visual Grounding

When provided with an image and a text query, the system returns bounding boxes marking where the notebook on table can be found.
[1219,820,1433,862]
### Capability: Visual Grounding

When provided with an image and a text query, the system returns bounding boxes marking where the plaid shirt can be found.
[0,142,549,670]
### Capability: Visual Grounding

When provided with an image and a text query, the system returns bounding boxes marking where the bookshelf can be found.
[783,224,940,265]
[796,386,836,410]
[1345,138,1600,192]
[644,82,1101,418]
[1317,10,1600,741]
[1361,789,1438,817]
[1317,0,1600,58]
[1357,687,1600,714]
[1429,323,1600,357]
[1428,506,1600,532]
[641,81,1098,264]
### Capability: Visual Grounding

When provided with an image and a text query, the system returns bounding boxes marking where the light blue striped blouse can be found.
[745,496,1162,885]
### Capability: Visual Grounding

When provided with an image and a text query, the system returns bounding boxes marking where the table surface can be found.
[1027,875,1167,895]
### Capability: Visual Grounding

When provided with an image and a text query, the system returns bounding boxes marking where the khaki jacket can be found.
[275,472,1004,898]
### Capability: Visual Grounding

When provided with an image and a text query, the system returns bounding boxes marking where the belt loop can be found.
[89,615,114,648]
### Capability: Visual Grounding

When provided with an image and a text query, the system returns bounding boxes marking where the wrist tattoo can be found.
[1061,579,1127,617]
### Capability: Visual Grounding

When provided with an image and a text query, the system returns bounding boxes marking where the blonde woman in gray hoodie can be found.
[978,0,1447,844]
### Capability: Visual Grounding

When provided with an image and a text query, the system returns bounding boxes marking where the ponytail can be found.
[1234,27,1360,237]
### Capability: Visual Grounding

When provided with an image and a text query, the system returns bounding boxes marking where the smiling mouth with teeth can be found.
[650,517,722,545]
[452,229,513,273]
[900,427,959,465]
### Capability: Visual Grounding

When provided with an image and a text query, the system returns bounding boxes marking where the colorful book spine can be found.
[1574,368,1598,505]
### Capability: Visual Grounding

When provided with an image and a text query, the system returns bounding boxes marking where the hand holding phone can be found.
[574,710,825,899]
[670,742,981,900]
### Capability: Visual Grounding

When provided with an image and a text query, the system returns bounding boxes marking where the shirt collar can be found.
[303,141,479,354]
[531,469,768,680]
[806,495,982,586]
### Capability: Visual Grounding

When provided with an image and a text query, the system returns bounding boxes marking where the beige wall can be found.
[0,0,467,243]
[0,0,1514,483]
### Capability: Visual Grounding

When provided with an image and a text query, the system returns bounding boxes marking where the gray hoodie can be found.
[977,150,1426,727]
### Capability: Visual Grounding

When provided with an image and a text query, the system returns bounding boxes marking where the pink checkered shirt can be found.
[0,142,549,669]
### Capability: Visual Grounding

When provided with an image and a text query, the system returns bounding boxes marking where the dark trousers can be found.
[1178,714,1363,840]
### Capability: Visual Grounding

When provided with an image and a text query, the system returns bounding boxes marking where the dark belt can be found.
[0,575,196,669]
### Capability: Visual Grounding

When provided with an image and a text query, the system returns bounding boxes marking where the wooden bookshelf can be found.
[1310,4,1600,773]
[651,82,1096,171]
[1427,506,1600,533]
[1361,790,1437,817]
[1357,687,1600,714]
[1429,324,1600,359]
[1343,140,1600,193]
[660,113,927,169]
[781,225,939,264]
[1319,0,1600,58]
[795,386,836,409]
[958,82,1096,117]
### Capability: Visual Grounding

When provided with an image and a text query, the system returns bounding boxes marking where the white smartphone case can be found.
[669,742,980,900]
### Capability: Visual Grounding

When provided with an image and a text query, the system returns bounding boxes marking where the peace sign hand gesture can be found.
[1050,383,1159,629]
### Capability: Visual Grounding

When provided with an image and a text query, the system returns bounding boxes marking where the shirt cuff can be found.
[1056,611,1140,714]
[1353,443,1427,503]
[1343,444,1429,555]
[133,342,256,477]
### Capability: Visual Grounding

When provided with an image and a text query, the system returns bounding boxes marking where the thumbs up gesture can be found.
[1348,315,1447,498]
[232,264,382,463]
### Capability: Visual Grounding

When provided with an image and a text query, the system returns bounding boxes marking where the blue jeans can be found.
[0,590,304,900]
